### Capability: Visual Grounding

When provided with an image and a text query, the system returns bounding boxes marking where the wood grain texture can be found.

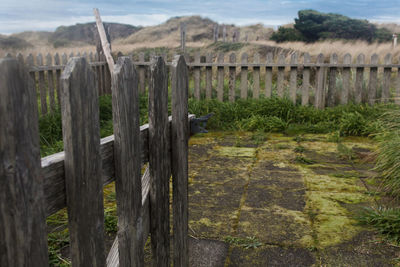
[354,54,365,104]
[138,52,146,94]
[60,57,105,267]
[240,53,248,99]
[382,53,392,103]
[315,53,325,109]
[37,53,47,115]
[253,53,260,99]
[46,53,56,112]
[0,58,49,267]
[205,53,213,99]
[93,8,115,71]
[341,53,352,105]
[277,53,285,98]
[326,53,338,107]
[265,52,273,98]
[112,57,143,267]
[302,53,310,106]
[368,54,379,105]
[194,53,201,100]
[289,52,298,103]
[229,53,236,102]
[171,55,189,267]
[54,53,62,106]
[217,53,225,101]
[148,57,170,267]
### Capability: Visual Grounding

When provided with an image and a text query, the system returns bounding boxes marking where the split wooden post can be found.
[228,53,236,102]
[37,53,47,115]
[368,54,379,105]
[217,52,225,101]
[171,55,189,267]
[327,53,338,107]
[302,53,311,106]
[0,58,49,267]
[354,54,365,104]
[341,53,352,105]
[315,53,325,109]
[253,53,260,99]
[112,57,143,266]
[382,53,392,103]
[277,53,285,98]
[265,52,273,98]
[60,57,105,266]
[148,57,170,267]
[194,53,201,99]
[205,53,213,99]
[240,53,248,99]
[46,53,56,112]
[93,8,115,71]
[289,52,298,103]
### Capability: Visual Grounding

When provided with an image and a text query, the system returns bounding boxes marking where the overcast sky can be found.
[1,0,400,34]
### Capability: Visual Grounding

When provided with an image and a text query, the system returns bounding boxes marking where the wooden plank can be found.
[341,53,352,105]
[327,53,338,107]
[368,54,379,105]
[105,59,112,94]
[229,53,236,102]
[265,52,273,98]
[0,58,49,267]
[101,54,107,94]
[205,53,213,99]
[289,52,298,103]
[253,53,260,99]
[46,53,56,112]
[148,57,170,267]
[217,52,224,101]
[277,53,285,98]
[354,54,365,104]
[16,53,24,64]
[112,57,143,266]
[138,52,146,94]
[194,53,201,100]
[54,53,62,106]
[37,53,47,115]
[26,54,36,94]
[240,53,248,99]
[315,53,325,109]
[62,53,68,65]
[93,8,115,71]
[171,55,189,267]
[60,57,105,266]
[382,53,392,103]
[302,53,311,106]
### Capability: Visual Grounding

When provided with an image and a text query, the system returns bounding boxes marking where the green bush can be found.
[270,27,305,43]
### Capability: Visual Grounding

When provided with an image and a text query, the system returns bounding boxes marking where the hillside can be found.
[0,34,33,50]
[117,16,274,45]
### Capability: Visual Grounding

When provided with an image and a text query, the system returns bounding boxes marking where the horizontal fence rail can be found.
[6,51,400,114]
[1,55,191,267]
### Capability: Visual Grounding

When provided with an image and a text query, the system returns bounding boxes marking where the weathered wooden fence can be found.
[0,55,190,266]
[7,50,400,115]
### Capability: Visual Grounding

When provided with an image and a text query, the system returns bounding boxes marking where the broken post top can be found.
[93,8,115,72]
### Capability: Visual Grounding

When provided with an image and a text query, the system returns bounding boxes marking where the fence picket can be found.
[194,53,201,99]
[315,53,325,109]
[277,53,285,98]
[60,57,105,266]
[327,53,338,107]
[302,53,311,106]
[149,57,170,267]
[0,58,49,267]
[253,53,260,99]
[112,57,143,266]
[289,52,298,103]
[206,53,213,99]
[171,55,189,267]
[229,53,236,102]
[382,53,392,103]
[46,53,56,112]
[354,54,365,104]
[54,53,62,106]
[368,54,379,105]
[217,53,225,101]
[341,53,352,104]
[240,53,248,99]
[37,54,47,115]
[265,52,273,98]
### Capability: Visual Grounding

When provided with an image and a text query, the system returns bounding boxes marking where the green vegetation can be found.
[271,9,392,43]
[224,236,262,249]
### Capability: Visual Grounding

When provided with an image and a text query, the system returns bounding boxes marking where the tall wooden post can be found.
[180,22,186,53]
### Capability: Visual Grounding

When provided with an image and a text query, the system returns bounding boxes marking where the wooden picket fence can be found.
[0,55,190,266]
[5,50,400,116]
